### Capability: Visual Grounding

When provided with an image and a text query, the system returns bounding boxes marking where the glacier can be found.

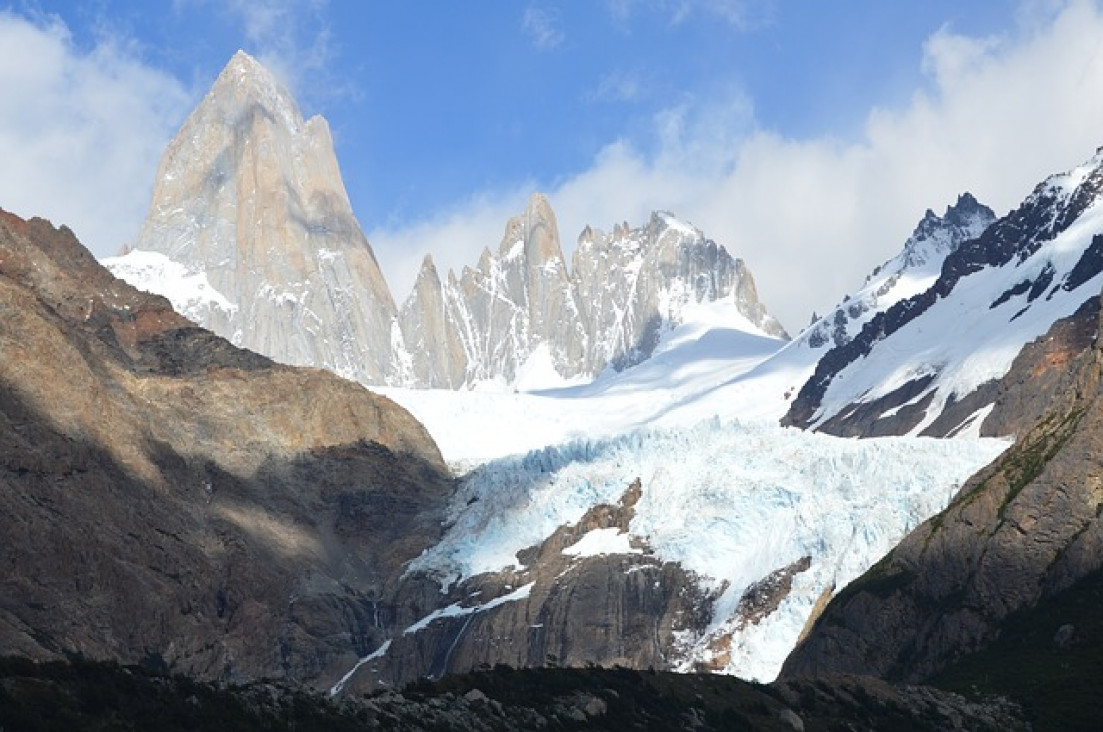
[407,418,1008,681]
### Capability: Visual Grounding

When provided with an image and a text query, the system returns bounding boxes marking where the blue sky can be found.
[3,1,1103,330]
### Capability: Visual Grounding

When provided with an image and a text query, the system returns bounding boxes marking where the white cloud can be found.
[0,11,191,255]
[371,0,1103,332]
[522,5,566,50]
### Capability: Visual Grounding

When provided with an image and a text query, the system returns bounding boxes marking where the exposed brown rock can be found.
[781,289,1103,682]
[0,209,452,689]
[981,295,1101,437]
[345,479,718,692]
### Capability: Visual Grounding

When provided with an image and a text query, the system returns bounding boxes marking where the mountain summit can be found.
[785,147,1103,437]
[113,50,401,384]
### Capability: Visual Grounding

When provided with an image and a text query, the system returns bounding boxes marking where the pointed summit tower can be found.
[113,51,400,384]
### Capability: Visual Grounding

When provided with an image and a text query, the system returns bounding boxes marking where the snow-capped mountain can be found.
[92,48,1103,694]
[354,147,1103,689]
[106,50,402,384]
[570,210,788,373]
[785,147,1103,437]
[398,194,789,389]
[398,193,587,388]
[801,193,996,352]
[107,52,786,391]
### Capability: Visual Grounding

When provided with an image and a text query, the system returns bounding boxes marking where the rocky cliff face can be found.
[570,211,788,373]
[346,479,716,691]
[781,289,1103,682]
[397,199,789,388]
[0,207,453,690]
[110,51,401,385]
[399,194,587,387]
[784,150,1103,438]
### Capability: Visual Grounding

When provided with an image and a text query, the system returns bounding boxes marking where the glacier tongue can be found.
[407,419,1009,682]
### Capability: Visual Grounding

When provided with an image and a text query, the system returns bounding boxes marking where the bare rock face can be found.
[397,255,467,388]
[781,290,1103,682]
[980,296,1102,437]
[335,479,720,692]
[0,208,452,689]
[115,51,401,384]
[397,199,789,388]
[571,212,788,373]
[437,193,585,385]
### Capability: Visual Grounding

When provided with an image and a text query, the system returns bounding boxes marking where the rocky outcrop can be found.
[980,295,1102,436]
[341,479,717,692]
[0,208,452,690]
[781,286,1103,682]
[112,51,402,385]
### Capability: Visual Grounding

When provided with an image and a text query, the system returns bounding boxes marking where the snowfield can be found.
[103,249,236,320]
[380,301,797,467]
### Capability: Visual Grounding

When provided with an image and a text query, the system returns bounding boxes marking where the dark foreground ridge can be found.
[0,656,1026,732]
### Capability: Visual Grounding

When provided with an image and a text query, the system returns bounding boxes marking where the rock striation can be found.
[0,207,453,690]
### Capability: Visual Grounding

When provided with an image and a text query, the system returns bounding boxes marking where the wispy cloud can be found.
[588,70,645,102]
[0,11,191,255]
[175,0,338,99]
[522,4,566,50]
[609,0,770,30]
[372,1,1103,331]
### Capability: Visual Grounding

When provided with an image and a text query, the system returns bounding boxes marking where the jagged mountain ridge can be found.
[782,148,1103,438]
[802,192,996,353]
[572,189,1003,436]
[106,52,787,390]
[399,195,788,388]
